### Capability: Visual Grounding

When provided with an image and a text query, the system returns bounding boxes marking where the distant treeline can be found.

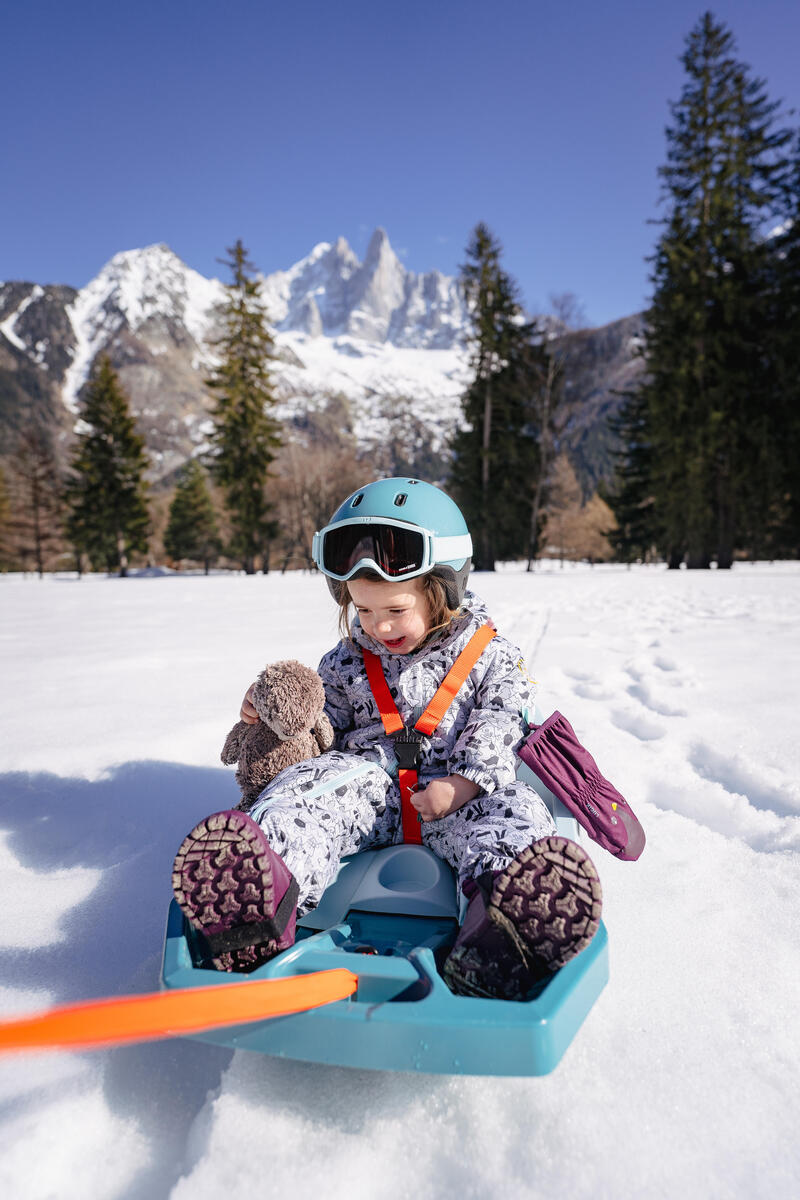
[2,12,798,575]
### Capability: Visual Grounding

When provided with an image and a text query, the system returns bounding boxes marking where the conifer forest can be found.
[1,11,798,574]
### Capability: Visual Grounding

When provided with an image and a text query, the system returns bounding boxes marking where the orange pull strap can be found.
[0,970,357,1056]
[414,624,496,735]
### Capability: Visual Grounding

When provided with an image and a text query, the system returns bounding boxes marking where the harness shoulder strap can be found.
[361,622,497,847]
[362,622,497,737]
[414,623,496,735]
[362,647,404,736]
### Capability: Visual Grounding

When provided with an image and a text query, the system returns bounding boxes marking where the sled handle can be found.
[0,969,357,1055]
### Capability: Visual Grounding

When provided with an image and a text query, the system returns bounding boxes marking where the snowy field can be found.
[1,563,798,1200]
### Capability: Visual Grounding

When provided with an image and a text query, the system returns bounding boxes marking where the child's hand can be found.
[411,775,480,822]
[240,685,258,724]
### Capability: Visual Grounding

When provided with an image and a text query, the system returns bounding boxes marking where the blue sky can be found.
[2,0,798,326]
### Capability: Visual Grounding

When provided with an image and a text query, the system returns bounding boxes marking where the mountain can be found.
[261,228,465,348]
[553,313,646,493]
[0,230,643,488]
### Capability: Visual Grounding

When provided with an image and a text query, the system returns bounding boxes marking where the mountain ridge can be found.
[0,231,644,489]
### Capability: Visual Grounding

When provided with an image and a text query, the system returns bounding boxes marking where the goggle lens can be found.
[321,523,427,578]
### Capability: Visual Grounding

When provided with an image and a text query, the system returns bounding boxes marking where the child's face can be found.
[348,576,432,655]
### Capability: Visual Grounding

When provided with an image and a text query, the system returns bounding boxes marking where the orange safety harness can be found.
[362,623,496,843]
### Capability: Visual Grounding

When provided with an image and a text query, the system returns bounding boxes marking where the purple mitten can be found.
[518,711,645,861]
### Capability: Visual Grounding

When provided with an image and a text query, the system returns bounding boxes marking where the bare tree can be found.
[548,291,587,332]
[271,441,363,572]
[542,453,614,565]
[4,429,65,576]
[0,464,12,570]
[526,346,562,569]
[526,293,588,569]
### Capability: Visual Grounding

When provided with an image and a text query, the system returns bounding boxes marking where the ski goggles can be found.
[312,518,472,583]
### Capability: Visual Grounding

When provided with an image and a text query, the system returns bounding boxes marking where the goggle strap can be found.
[431,533,472,562]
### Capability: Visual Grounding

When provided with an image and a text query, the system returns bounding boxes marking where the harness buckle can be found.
[393,727,423,770]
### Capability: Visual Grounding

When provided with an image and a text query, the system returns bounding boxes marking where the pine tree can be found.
[766,132,800,555]
[207,241,282,574]
[65,356,150,576]
[450,224,550,570]
[611,13,790,567]
[606,384,658,563]
[164,459,221,573]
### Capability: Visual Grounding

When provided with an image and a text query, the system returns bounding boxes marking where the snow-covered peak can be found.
[53,232,467,419]
[260,227,466,347]
[259,236,361,332]
[79,243,225,344]
[61,245,226,411]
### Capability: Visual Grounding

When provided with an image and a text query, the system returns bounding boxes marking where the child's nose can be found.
[377,618,393,633]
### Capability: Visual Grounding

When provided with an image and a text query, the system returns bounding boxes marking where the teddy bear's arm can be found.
[313,712,335,753]
[221,720,249,765]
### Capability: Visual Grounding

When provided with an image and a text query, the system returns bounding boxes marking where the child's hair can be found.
[337,571,462,646]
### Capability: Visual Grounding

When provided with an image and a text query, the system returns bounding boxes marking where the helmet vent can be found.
[393,493,408,507]
[351,493,364,508]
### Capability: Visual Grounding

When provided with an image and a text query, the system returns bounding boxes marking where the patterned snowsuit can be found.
[247,592,555,914]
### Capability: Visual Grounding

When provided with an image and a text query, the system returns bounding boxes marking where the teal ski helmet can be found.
[312,478,472,608]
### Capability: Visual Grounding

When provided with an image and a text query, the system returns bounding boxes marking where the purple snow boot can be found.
[442,836,602,1001]
[172,809,298,973]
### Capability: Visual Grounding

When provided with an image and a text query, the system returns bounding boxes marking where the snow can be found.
[1,563,799,1199]
[0,832,100,949]
[273,330,469,447]
[58,235,469,447]
[0,285,43,351]
[62,246,226,411]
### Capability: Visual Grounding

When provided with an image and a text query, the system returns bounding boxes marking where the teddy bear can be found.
[221,659,335,810]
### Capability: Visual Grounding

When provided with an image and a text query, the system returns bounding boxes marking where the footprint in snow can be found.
[649,772,800,853]
[688,743,800,819]
[653,654,678,672]
[563,668,596,682]
[574,682,615,701]
[611,708,665,741]
[626,681,688,718]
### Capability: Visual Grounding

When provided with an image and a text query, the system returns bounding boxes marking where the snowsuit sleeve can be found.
[446,637,536,795]
[317,645,355,750]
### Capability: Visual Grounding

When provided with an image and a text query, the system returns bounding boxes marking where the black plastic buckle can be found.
[393,727,423,770]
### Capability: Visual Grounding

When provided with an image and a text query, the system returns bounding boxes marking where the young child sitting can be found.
[172,478,602,1000]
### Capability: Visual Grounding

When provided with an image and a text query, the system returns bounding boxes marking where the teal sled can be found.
[161,762,608,1076]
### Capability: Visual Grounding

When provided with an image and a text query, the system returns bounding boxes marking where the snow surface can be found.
[1,563,799,1200]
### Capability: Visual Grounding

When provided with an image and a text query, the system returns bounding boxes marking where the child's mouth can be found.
[383,637,406,650]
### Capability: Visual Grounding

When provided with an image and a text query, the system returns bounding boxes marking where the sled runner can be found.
[160,760,609,1077]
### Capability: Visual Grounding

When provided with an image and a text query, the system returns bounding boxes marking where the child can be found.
[172,478,602,1001]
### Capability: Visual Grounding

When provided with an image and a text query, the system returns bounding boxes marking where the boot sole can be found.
[491,835,602,971]
[171,810,279,973]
